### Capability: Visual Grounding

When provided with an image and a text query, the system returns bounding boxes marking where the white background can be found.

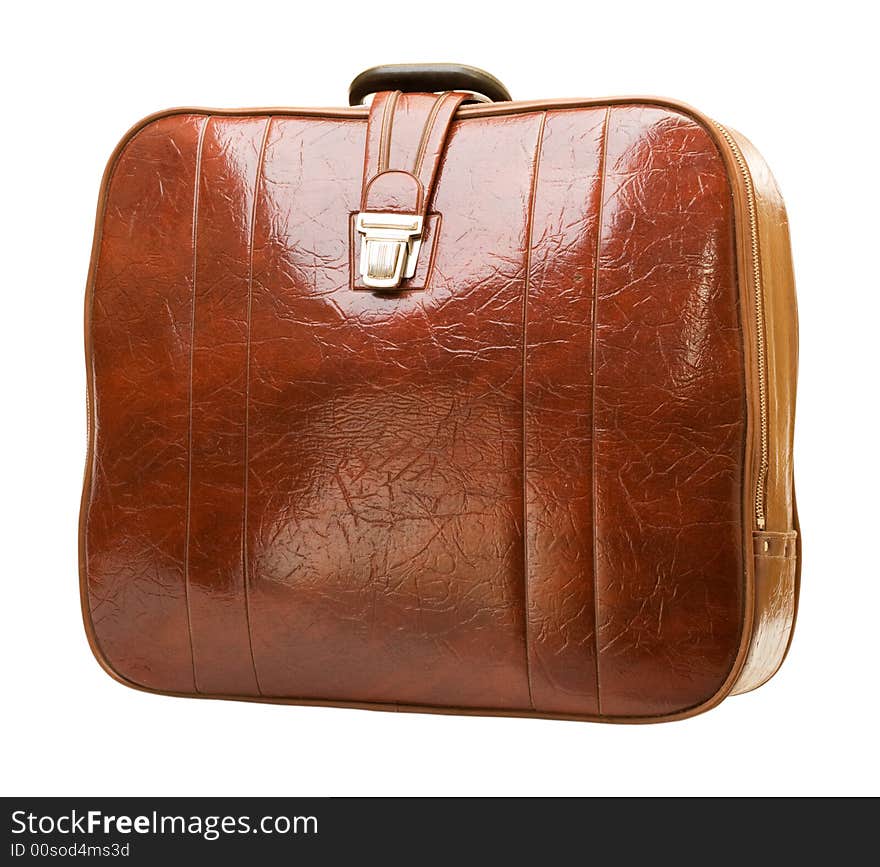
[2,0,878,797]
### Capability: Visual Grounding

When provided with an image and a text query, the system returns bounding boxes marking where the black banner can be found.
[0,797,862,862]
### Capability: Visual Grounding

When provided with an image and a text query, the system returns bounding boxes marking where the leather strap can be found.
[361,90,467,216]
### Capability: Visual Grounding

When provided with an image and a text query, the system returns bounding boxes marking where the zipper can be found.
[712,121,769,530]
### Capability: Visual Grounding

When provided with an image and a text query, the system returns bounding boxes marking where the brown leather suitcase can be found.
[80,64,800,722]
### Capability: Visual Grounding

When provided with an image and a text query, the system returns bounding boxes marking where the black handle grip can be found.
[349,63,511,106]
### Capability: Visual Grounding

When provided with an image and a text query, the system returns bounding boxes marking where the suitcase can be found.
[80,63,800,722]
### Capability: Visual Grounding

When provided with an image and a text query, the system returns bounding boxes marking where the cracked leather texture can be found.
[735,532,797,693]
[84,104,750,719]
[728,130,800,694]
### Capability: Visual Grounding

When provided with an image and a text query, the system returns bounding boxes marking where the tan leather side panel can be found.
[728,130,800,694]
[735,531,798,693]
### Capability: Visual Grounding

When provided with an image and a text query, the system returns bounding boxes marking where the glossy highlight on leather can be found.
[81,94,799,722]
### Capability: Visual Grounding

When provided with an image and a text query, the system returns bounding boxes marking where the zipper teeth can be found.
[713,121,768,531]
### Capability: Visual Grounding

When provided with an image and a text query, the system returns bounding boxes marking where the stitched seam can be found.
[520,112,547,712]
[241,118,273,696]
[362,171,425,213]
[378,90,400,173]
[360,98,379,210]
[590,107,612,716]
[416,95,464,214]
[183,116,210,694]
[413,94,449,179]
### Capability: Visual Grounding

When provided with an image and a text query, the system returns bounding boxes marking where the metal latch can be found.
[356,212,424,289]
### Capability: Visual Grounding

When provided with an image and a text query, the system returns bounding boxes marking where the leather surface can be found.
[728,128,800,694]
[729,129,798,536]
[361,91,467,216]
[734,532,797,693]
[82,98,795,720]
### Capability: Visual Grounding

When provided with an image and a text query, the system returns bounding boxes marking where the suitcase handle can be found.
[349,64,511,106]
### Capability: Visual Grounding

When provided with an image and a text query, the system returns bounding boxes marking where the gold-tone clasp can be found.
[356,212,424,289]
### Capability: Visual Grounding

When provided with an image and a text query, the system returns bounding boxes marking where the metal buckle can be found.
[356,212,424,289]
